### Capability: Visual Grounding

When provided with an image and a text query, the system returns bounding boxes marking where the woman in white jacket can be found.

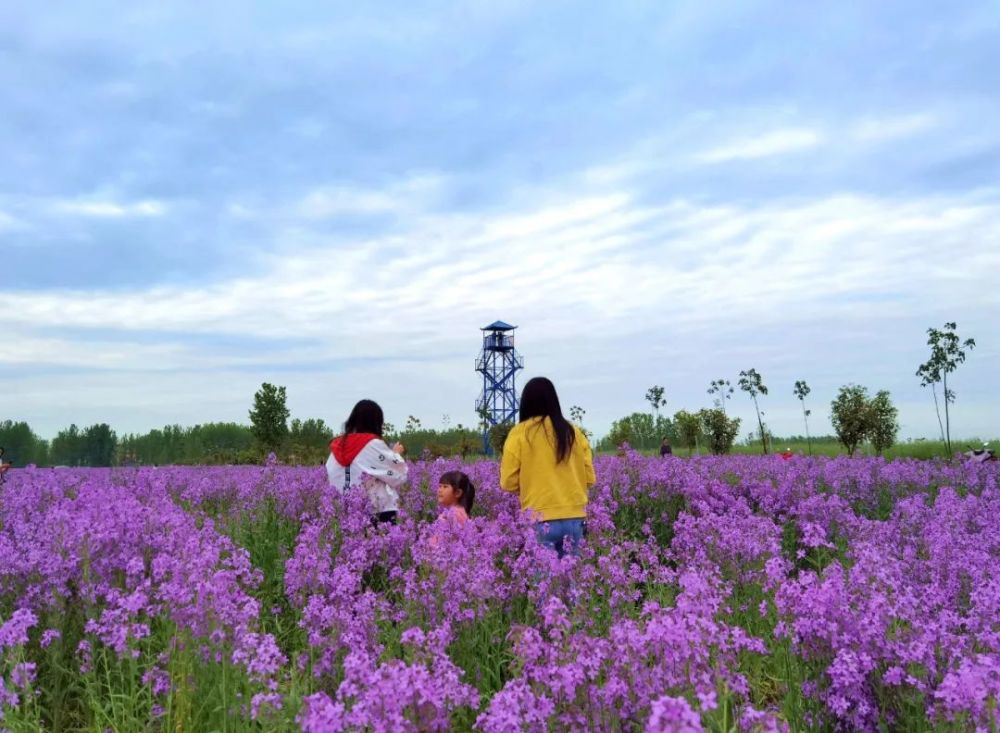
[326,399,408,524]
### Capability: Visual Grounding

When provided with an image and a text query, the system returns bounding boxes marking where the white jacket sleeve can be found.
[325,454,347,491]
[355,440,409,489]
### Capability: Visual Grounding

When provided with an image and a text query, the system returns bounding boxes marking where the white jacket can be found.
[326,438,408,513]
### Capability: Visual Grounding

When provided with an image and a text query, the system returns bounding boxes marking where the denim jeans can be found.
[535,518,585,558]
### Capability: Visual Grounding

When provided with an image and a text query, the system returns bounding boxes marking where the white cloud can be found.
[4,189,998,347]
[297,187,396,218]
[294,175,443,219]
[4,179,999,440]
[851,113,936,142]
[0,209,25,232]
[697,127,824,163]
[54,198,166,218]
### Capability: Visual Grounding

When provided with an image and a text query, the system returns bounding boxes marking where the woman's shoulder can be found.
[507,419,531,437]
[360,437,400,455]
[508,417,547,438]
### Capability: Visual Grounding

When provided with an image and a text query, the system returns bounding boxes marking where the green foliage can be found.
[222,497,305,656]
[830,385,900,457]
[83,423,117,467]
[249,383,290,454]
[118,422,256,465]
[602,412,674,451]
[288,418,332,464]
[49,423,117,466]
[489,422,515,456]
[738,368,769,454]
[916,322,976,454]
[699,408,741,455]
[386,427,485,459]
[613,492,687,547]
[831,384,870,456]
[0,420,49,466]
[793,380,813,455]
[50,424,85,466]
[673,410,703,455]
[707,379,734,414]
[723,435,997,460]
[644,385,667,419]
[867,390,900,455]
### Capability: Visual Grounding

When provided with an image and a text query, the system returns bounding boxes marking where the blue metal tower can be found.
[475,321,524,453]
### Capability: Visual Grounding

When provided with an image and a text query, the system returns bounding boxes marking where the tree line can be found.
[1,322,977,466]
[596,322,977,457]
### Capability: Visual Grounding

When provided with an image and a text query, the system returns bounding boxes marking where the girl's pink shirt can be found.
[439,506,469,524]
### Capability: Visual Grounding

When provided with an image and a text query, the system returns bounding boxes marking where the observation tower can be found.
[475,321,524,453]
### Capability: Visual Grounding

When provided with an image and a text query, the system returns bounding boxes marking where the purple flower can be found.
[646,695,702,732]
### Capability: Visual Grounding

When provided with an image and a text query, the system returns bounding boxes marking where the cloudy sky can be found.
[2,1,998,442]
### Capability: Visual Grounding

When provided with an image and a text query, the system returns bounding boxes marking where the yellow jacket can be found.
[500,417,595,521]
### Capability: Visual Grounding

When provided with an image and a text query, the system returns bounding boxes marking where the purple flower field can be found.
[1,454,998,731]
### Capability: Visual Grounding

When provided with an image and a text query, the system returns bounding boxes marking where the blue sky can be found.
[2,1,998,442]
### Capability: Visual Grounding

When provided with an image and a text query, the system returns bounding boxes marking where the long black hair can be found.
[439,470,476,514]
[343,399,384,436]
[519,376,575,463]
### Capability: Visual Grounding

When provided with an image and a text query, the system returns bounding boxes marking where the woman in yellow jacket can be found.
[500,377,596,557]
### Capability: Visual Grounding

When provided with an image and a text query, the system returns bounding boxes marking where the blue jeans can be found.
[535,518,585,558]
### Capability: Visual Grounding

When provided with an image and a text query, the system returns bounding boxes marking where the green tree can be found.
[699,408,741,455]
[249,383,290,454]
[738,368,769,454]
[605,412,672,451]
[607,413,636,447]
[707,379,734,415]
[476,406,491,433]
[0,420,48,466]
[50,424,86,466]
[83,423,117,467]
[568,405,593,441]
[456,434,479,459]
[644,386,667,421]
[867,390,899,456]
[673,409,702,456]
[916,322,975,454]
[192,422,255,462]
[289,418,332,464]
[831,384,870,457]
[489,422,515,456]
[405,415,423,432]
[793,380,813,455]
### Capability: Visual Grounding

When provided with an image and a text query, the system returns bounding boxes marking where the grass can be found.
[603,437,999,460]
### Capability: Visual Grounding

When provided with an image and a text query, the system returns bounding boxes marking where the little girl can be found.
[436,470,475,524]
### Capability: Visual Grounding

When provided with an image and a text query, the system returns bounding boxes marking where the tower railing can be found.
[483,334,516,350]
[475,353,524,372]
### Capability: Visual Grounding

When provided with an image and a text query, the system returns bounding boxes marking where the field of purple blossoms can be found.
[1,453,999,732]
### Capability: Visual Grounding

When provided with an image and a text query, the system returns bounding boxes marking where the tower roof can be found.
[482,320,517,331]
